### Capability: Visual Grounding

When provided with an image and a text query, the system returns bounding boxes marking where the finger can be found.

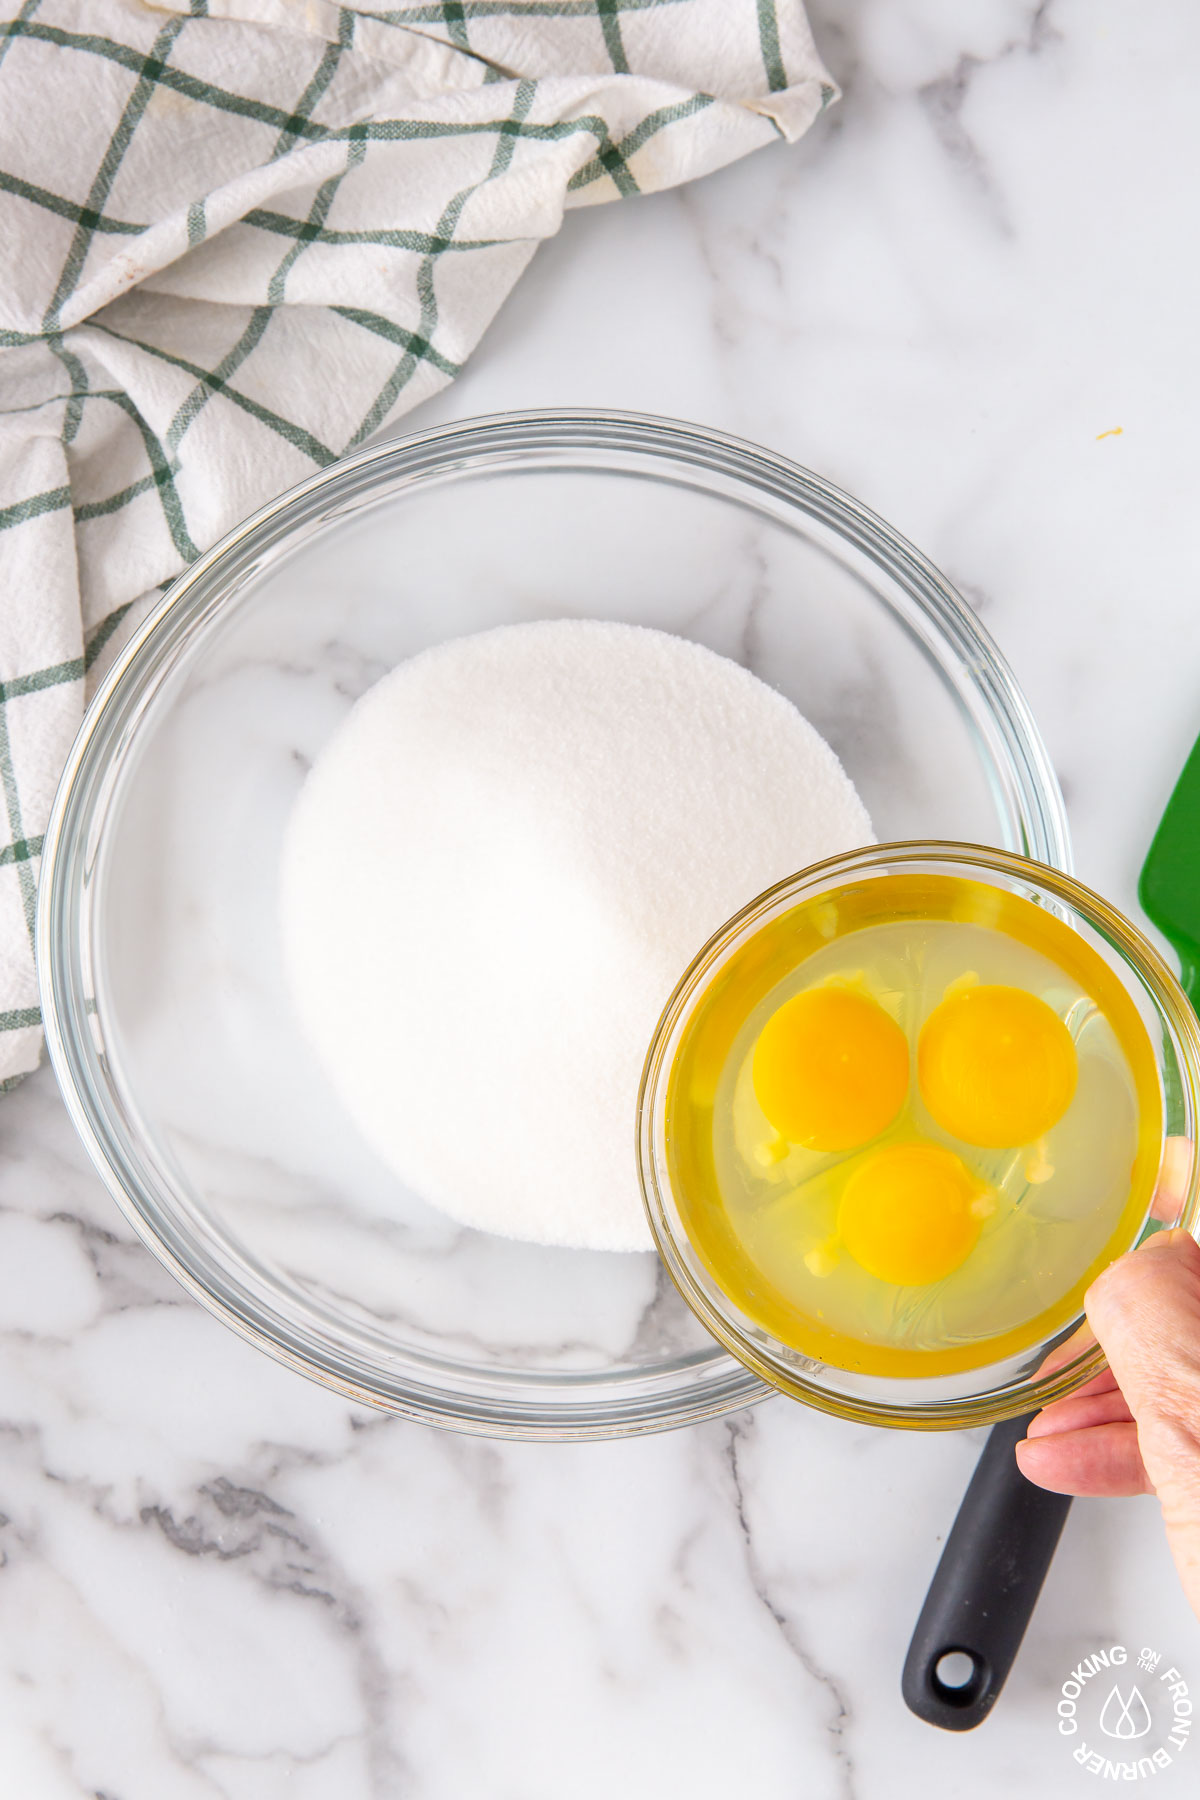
[1015,1422,1151,1498]
[1030,1144,1195,1388]
[1086,1230,1200,1427]
[1032,1360,1118,1406]
[1033,1316,1100,1381]
[1151,1137,1195,1224]
[1024,1385,1133,1439]
[1085,1229,1200,1617]
[1032,1140,1194,1385]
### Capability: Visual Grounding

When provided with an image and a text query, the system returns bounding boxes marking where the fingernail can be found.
[1140,1226,1191,1251]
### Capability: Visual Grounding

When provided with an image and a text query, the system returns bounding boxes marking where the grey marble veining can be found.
[5,3,1200,1794]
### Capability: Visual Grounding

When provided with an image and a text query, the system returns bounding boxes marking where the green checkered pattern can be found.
[0,0,835,1086]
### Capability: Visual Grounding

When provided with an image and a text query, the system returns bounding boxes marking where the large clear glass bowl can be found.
[638,842,1200,1429]
[39,410,1072,1439]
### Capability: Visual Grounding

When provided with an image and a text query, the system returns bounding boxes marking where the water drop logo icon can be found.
[1098,1683,1153,1740]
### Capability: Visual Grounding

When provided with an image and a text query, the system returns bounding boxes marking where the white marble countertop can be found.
[6,3,1200,1795]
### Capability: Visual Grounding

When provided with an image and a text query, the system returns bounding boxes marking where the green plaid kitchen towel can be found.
[0,0,835,1086]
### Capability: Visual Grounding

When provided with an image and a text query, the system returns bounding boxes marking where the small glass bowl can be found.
[40,411,1073,1439]
[638,841,1200,1430]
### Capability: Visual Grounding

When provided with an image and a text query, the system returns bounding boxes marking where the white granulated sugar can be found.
[281,620,872,1252]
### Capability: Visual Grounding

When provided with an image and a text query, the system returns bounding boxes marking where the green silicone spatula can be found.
[1139,731,1200,1007]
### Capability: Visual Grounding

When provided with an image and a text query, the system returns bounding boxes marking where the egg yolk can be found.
[918,983,1077,1147]
[752,986,908,1152]
[838,1142,983,1286]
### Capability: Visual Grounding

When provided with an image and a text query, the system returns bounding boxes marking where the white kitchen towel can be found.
[0,0,835,1086]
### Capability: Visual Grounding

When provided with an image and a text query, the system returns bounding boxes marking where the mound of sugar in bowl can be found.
[281,620,872,1251]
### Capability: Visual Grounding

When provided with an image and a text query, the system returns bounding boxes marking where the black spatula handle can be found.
[902,1411,1073,1731]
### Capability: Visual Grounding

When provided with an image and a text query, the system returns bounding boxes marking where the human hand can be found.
[1015,1144,1200,1620]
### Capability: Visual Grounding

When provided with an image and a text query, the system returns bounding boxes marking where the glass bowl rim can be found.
[38,409,1073,1439]
[637,838,1200,1430]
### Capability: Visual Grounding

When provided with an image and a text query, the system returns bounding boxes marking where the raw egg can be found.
[918,983,1077,1147]
[751,986,908,1151]
[838,1142,984,1286]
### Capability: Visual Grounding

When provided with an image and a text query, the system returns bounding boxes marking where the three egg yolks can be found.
[750,981,1078,1289]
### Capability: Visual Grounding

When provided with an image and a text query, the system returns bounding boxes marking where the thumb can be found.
[1085,1229,1200,1621]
